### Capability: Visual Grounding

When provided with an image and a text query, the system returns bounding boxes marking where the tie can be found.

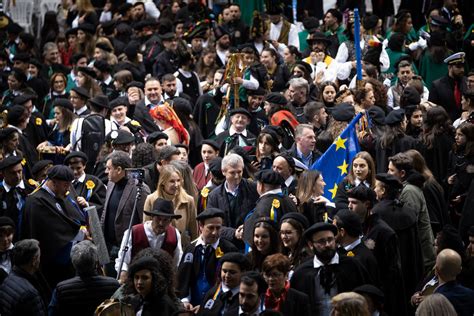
[0,249,12,262]
[14,188,24,211]
[454,81,462,108]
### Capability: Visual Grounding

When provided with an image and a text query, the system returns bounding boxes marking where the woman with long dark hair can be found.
[43,72,70,119]
[279,213,310,271]
[260,48,290,92]
[282,45,301,74]
[247,218,280,271]
[2,69,28,108]
[255,129,280,171]
[319,81,338,108]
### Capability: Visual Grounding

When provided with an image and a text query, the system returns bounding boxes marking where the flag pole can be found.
[354,9,362,85]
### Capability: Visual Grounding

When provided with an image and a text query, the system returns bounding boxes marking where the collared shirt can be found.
[229,126,249,147]
[296,147,313,168]
[238,302,264,316]
[1,180,25,193]
[195,235,219,250]
[354,178,370,188]
[224,181,240,197]
[0,244,14,274]
[313,252,339,268]
[74,105,88,116]
[343,238,362,252]
[103,75,113,85]
[115,221,183,273]
[144,96,163,110]
[74,173,86,184]
[260,188,283,198]
[285,175,294,188]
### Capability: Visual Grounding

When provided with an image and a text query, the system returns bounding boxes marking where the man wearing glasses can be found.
[290,222,370,316]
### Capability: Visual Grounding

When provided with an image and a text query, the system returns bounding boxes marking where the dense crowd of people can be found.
[0,0,473,315]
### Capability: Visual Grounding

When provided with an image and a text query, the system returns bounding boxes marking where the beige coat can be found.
[144,190,198,246]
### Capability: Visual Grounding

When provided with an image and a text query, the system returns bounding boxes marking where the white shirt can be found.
[269,20,299,50]
[174,69,204,96]
[115,221,183,274]
[343,238,362,251]
[70,115,117,150]
[313,252,339,268]
[285,175,295,188]
[74,105,88,116]
[0,244,14,275]
[2,179,25,193]
[260,188,283,198]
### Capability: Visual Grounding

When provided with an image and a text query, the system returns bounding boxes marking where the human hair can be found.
[427,30,449,64]
[288,77,309,93]
[335,88,355,104]
[78,31,96,59]
[347,185,377,209]
[405,149,435,182]
[95,37,118,65]
[304,101,325,122]
[8,68,27,88]
[436,225,465,258]
[262,47,279,64]
[54,103,76,131]
[0,224,14,236]
[70,240,98,276]
[43,42,58,58]
[125,257,167,298]
[157,164,181,195]
[454,123,474,156]
[388,152,413,176]
[78,69,102,98]
[415,293,457,316]
[50,72,68,93]
[392,10,412,34]
[262,253,291,274]
[320,81,338,101]
[377,179,402,200]
[379,123,406,149]
[156,145,180,163]
[170,160,199,201]
[294,124,313,139]
[196,47,218,81]
[362,78,387,110]
[346,151,376,187]
[256,132,279,161]
[132,143,157,168]
[405,104,424,136]
[249,219,280,271]
[296,170,322,204]
[286,45,301,60]
[221,153,244,170]
[331,292,370,316]
[114,70,133,91]
[326,119,349,141]
[77,0,95,13]
[106,150,132,169]
[279,218,308,266]
[293,63,312,83]
[354,87,371,105]
[422,107,454,150]
[13,239,40,266]
[161,73,176,84]
[326,8,343,23]
[240,271,267,296]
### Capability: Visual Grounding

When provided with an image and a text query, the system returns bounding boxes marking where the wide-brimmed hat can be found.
[144,198,181,219]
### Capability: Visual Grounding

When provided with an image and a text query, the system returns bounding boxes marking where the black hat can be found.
[280,212,309,229]
[71,86,90,100]
[303,17,320,33]
[331,103,355,122]
[31,160,53,176]
[47,165,75,181]
[265,92,287,106]
[303,222,338,240]
[109,97,129,109]
[201,139,220,151]
[363,14,379,30]
[29,58,43,70]
[159,32,176,41]
[13,93,36,105]
[128,257,158,276]
[124,42,139,60]
[275,152,295,173]
[89,95,109,109]
[196,208,225,221]
[12,52,30,63]
[101,20,116,36]
[118,3,133,15]
[0,216,15,228]
[334,209,362,237]
[347,185,377,204]
[267,1,283,15]
[0,155,22,171]
[220,252,251,270]
[375,173,403,190]
[95,42,113,53]
[65,27,78,38]
[94,60,112,73]
[255,169,283,185]
[77,23,96,35]
[111,130,135,145]
[7,105,26,126]
[294,61,313,75]
[354,285,385,304]
[144,198,181,218]
[77,67,97,79]
[172,97,192,116]
[126,81,144,90]
[307,31,331,46]
[229,107,251,119]
[7,23,23,34]
[259,127,280,147]
[401,86,421,106]
[431,15,449,28]
[53,98,74,112]
[0,127,17,141]
[147,132,168,144]
[213,26,229,40]
[368,106,386,126]
[384,109,405,126]
[64,151,88,165]
[247,87,267,96]
[209,157,223,178]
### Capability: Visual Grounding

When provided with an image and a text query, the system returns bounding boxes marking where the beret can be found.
[12,52,30,62]
[7,105,26,125]
[220,252,251,270]
[31,160,53,175]
[334,209,362,237]
[172,97,193,116]
[89,95,109,109]
[229,107,251,119]
[265,92,288,106]
[303,222,338,240]
[375,173,403,190]
[128,256,158,276]
[147,131,168,144]
[109,97,129,109]
[247,87,267,96]
[363,14,379,30]
[431,15,449,27]
[401,86,421,106]
[367,106,386,126]
[48,165,75,181]
[77,66,97,79]
[255,169,283,185]
[144,198,181,219]
[29,58,43,70]
[0,155,23,171]
[126,81,144,90]
[94,59,112,73]
[53,98,74,112]
[294,61,313,75]
[0,127,17,141]
[384,109,405,126]
[64,151,88,164]
[0,216,15,228]
[101,21,116,35]
[201,139,220,151]
[347,185,377,203]
[159,32,176,40]
[71,86,90,99]
[259,127,280,146]
[331,102,355,122]
[13,93,36,105]
[124,42,139,60]
[213,26,229,40]
[95,42,113,53]
[354,284,385,304]
[77,23,96,35]
[280,212,309,229]
[65,27,78,37]
[196,207,225,221]
[111,130,135,145]
[7,23,23,34]
[275,152,296,173]
[209,157,223,177]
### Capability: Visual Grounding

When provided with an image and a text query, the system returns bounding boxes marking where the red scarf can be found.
[264,281,290,312]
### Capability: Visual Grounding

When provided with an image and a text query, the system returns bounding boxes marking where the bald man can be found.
[434,249,474,316]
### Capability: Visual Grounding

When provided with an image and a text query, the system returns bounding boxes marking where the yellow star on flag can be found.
[334,136,347,151]
[337,160,349,176]
[329,183,338,199]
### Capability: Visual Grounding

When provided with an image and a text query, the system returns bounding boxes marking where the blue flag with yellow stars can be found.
[311,112,363,201]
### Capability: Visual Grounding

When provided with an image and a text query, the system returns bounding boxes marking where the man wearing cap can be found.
[215,108,256,156]
[69,86,90,117]
[197,252,251,316]
[64,151,106,217]
[101,151,150,277]
[30,160,53,184]
[302,31,338,83]
[93,60,116,100]
[0,155,35,236]
[115,198,183,283]
[372,172,424,307]
[147,131,169,151]
[177,208,238,312]
[267,3,299,50]
[153,31,179,80]
[346,185,405,316]
[353,284,386,316]
[291,222,369,315]
[194,140,220,191]
[214,26,231,67]
[14,93,50,150]
[429,52,468,121]
[0,217,15,282]
[21,165,87,288]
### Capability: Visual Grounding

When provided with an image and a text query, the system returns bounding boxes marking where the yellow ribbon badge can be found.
[130,120,141,127]
[215,247,224,258]
[85,180,95,190]
[35,117,42,125]
[272,199,280,208]
[201,187,210,198]
[347,251,355,257]
[21,158,26,166]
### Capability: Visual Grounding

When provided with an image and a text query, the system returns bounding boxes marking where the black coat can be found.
[374,135,420,173]
[337,242,380,286]
[300,201,336,226]
[269,64,291,92]
[215,130,256,157]
[423,178,450,234]
[0,180,35,238]
[422,133,454,185]
[197,284,239,316]
[279,288,311,316]
[127,292,179,316]
[132,101,160,134]
[69,174,107,221]
[25,112,50,150]
[290,255,369,316]
[428,75,467,122]
[50,275,120,316]
[153,50,179,80]
[192,91,222,139]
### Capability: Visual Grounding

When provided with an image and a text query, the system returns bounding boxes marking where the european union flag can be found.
[311,113,363,201]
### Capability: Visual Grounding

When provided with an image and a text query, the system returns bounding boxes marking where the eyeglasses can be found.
[263,272,284,279]
[280,230,297,237]
[312,237,335,246]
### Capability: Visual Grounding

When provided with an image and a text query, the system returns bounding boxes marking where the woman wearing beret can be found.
[76,67,103,98]
[0,128,23,162]
[279,213,311,272]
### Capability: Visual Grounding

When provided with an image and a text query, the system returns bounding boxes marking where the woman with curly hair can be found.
[362,78,388,112]
[150,103,190,145]
[422,106,455,183]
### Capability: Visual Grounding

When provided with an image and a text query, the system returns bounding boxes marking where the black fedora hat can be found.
[88,95,110,109]
[144,198,181,219]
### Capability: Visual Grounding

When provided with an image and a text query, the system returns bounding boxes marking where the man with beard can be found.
[291,222,369,316]
[429,52,468,121]
[214,26,231,67]
[267,3,299,49]
[161,74,191,101]
[304,101,328,135]
[224,4,249,47]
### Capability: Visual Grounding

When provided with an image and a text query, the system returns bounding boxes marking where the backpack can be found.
[74,114,106,172]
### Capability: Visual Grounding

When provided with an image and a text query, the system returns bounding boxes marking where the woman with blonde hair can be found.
[415,293,457,316]
[93,38,118,65]
[144,165,197,246]
[149,103,190,145]
[169,160,199,203]
[331,292,370,316]
[67,0,98,28]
